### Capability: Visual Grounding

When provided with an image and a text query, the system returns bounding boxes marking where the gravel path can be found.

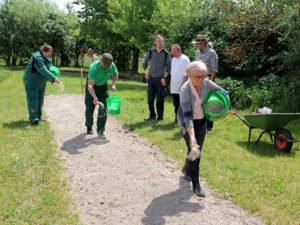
[44,94,264,225]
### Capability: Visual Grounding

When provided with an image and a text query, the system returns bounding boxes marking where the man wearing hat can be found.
[85,53,118,140]
[194,34,219,133]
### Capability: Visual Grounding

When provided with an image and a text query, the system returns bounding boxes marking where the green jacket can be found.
[23,51,56,88]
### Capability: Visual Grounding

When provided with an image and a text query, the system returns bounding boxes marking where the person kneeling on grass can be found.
[85,53,118,140]
[177,60,226,197]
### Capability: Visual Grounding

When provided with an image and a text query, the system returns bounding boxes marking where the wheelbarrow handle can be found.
[229,111,251,128]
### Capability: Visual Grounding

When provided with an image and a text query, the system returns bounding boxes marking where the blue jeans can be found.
[147,78,165,119]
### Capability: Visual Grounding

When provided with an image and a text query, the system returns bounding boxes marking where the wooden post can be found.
[80,67,83,95]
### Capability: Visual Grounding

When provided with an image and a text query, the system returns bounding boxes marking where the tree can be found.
[213,0,300,76]
[0,0,49,65]
[0,0,80,66]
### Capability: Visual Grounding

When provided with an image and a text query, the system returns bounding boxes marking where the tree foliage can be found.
[0,0,80,66]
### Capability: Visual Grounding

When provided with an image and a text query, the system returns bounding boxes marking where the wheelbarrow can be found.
[229,112,300,153]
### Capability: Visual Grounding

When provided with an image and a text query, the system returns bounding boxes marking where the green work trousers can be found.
[85,82,108,134]
[24,84,46,123]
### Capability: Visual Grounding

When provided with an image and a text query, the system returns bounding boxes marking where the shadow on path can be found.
[142,177,203,225]
[61,133,109,155]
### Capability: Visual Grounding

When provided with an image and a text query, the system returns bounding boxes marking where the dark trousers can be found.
[24,84,46,122]
[85,81,108,134]
[182,119,207,178]
[172,94,180,120]
[147,78,165,119]
[207,120,214,130]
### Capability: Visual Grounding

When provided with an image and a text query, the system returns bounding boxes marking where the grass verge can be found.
[0,68,79,224]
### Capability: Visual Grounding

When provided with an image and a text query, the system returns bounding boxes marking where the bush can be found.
[216,77,251,109]
[216,74,300,112]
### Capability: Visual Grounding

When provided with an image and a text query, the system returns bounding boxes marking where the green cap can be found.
[102,53,113,68]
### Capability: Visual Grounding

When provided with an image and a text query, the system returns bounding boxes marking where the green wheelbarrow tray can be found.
[230,112,300,153]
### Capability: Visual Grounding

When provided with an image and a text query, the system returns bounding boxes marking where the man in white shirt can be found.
[170,44,190,123]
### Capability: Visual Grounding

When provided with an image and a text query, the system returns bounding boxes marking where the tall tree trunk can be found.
[12,56,17,66]
[131,48,139,74]
[6,55,11,66]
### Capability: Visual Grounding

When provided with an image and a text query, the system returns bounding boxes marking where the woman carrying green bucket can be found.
[177,61,228,197]
[85,53,118,140]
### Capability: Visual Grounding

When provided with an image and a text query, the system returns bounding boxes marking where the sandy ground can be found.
[44,94,264,225]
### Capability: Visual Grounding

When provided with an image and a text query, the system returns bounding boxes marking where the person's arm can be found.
[210,51,218,81]
[164,53,172,78]
[112,73,118,92]
[186,126,197,149]
[180,86,197,149]
[179,57,190,90]
[142,51,150,70]
[87,79,99,105]
[179,76,188,91]
[206,79,225,92]
[142,51,151,80]
[33,55,59,83]
[210,71,217,81]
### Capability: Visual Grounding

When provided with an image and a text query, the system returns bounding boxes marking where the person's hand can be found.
[98,101,104,107]
[54,78,60,84]
[112,85,116,92]
[161,77,166,86]
[93,97,98,105]
[144,69,149,80]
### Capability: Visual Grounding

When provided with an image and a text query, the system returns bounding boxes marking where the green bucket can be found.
[49,65,60,77]
[106,95,122,115]
[203,90,230,121]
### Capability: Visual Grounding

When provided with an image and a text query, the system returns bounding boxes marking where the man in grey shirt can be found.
[143,35,171,122]
[194,34,218,132]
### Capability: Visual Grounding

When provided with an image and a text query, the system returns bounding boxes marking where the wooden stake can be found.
[80,67,83,95]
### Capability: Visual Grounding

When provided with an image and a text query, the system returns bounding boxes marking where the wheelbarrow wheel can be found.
[274,129,293,153]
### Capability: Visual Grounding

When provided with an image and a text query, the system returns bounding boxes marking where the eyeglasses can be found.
[191,75,205,80]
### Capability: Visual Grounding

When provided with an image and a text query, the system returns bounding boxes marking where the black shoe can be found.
[87,128,93,135]
[157,117,163,122]
[144,117,156,122]
[193,183,206,197]
[192,177,205,197]
[30,119,39,126]
[207,128,213,133]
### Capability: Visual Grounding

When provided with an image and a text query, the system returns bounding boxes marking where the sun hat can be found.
[102,53,113,68]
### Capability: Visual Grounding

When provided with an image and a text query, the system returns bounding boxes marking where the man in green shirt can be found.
[85,53,118,139]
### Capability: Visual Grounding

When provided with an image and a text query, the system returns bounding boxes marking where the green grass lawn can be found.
[1,68,300,225]
[0,68,79,224]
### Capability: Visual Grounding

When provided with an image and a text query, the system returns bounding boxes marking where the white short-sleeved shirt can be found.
[170,54,190,94]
